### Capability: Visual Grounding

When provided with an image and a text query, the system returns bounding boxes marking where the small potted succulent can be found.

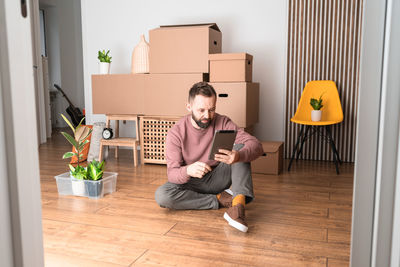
[60,114,92,195]
[98,49,112,74]
[310,95,324,121]
[85,159,106,198]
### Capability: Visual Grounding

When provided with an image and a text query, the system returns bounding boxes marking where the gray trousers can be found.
[155,161,254,210]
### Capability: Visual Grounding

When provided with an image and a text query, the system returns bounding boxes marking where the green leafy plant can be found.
[69,165,87,180]
[87,159,105,181]
[310,95,324,110]
[60,114,92,179]
[98,50,112,63]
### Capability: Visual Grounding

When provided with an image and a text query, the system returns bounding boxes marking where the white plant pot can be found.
[99,62,110,74]
[311,110,322,121]
[71,177,86,196]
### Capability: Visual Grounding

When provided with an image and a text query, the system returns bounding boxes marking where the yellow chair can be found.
[288,80,343,174]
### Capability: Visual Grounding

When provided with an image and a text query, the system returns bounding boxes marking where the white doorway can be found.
[37,0,85,138]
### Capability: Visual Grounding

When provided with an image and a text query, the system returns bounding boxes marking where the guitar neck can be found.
[54,84,75,108]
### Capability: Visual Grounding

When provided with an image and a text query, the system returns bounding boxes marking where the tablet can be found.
[208,130,237,160]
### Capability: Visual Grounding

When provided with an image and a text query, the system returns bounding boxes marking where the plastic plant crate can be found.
[54,172,118,199]
[139,116,181,164]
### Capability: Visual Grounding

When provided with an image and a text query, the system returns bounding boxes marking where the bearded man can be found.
[155,81,263,232]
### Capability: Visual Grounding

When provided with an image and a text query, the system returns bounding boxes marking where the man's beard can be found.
[192,113,212,129]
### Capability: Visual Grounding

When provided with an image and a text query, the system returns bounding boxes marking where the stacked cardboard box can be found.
[92,73,208,116]
[92,23,262,164]
[149,23,221,73]
[92,23,259,128]
[208,52,259,129]
[209,53,253,82]
[147,23,259,129]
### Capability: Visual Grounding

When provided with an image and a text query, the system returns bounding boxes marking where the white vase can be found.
[99,62,110,74]
[131,34,149,74]
[311,110,322,121]
[71,177,86,196]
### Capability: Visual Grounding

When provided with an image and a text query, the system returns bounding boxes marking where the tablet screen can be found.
[208,130,237,160]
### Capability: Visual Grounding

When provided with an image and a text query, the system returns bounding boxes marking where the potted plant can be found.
[98,49,112,74]
[310,95,324,121]
[85,159,106,198]
[60,114,92,196]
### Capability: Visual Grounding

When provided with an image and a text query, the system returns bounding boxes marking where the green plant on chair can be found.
[60,114,92,179]
[310,95,324,110]
[98,50,112,63]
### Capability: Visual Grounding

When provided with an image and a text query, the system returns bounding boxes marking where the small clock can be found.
[102,128,113,139]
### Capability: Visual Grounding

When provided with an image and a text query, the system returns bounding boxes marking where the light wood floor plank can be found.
[42,208,176,235]
[45,252,125,267]
[329,208,353,221]
[41,195,110,213]
[167,222,349,260]
[132,250,245,267]
[327,258,350,267]
[42,221,146,266]
[43,219,327,267]
[247,210,352,232]
[133,249,325,267]
[328,229,351,244]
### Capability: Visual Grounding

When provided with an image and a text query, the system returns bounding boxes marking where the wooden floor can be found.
[39,129,354,267]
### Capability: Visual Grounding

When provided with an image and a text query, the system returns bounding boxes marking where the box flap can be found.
[209,53,253,61]
[159,23,220,32]
[261,141,284,153]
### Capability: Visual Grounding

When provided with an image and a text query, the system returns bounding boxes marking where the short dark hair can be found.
[188,82,216,102]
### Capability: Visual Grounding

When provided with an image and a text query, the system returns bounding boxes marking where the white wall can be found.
[82,0,288,141]
[55,0,84,126]
[41,4,63,126]
[58,0,84,108]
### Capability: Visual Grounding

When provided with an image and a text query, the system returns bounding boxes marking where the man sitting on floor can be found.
[155,81,263,232]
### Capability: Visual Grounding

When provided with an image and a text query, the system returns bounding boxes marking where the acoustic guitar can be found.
[54,84,85,127]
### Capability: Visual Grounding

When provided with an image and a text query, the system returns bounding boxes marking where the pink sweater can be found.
[166,114,264,184]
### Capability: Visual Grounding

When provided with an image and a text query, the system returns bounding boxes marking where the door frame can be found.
[351,0,400,266]
[0,0,44,266]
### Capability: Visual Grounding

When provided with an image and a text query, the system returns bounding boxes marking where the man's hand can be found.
[186,161,212,178]
[214,149,240,165]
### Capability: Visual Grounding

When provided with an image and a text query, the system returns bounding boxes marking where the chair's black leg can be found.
[333,137,342,164]
[327,126,342,164]
[326,125,340,174]
[288,125,304,171]
[296,125,310,161]
[335,148,342,164]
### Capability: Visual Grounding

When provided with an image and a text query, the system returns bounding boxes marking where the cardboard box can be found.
[210,82,259,128]
[149,23,222,73]
[92,74,146,115]
[209,53,253,82]
[143,73,208,116]
[92,73,207,116]
[252,141,284,175]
